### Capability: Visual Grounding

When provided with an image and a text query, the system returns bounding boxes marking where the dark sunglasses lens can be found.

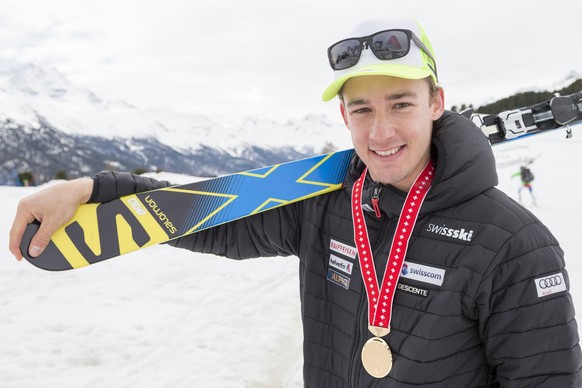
[370,31,410,59]
[329,39,362,70]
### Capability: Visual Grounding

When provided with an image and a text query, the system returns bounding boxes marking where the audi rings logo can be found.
[538,275,563,289]
[534,272,567,298]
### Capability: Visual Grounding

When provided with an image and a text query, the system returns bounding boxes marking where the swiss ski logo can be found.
[426,223,474,242]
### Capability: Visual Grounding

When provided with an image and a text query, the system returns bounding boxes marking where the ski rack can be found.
[470,91,582,145]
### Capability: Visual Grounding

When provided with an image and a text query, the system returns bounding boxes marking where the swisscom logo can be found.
[400,261,445,286]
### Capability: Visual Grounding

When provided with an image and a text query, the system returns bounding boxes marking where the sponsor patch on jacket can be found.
[327,268,350,290]
[425,223,474,242]
[329,238,357,259]
[400,261,445,286]
[535,272,567,298]
[397,282,429,297]
[329,254,353,275]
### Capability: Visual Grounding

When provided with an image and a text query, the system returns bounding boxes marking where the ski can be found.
[20,91,582,271]
[470,91,582,144]
[21,149,354,271]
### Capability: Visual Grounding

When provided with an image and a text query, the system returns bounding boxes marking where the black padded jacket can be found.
[90,111,582,387]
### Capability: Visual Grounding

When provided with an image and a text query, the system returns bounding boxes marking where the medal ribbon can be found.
[351,160,434,330]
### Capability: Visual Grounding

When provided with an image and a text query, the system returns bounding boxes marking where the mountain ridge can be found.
[0,64,349,185]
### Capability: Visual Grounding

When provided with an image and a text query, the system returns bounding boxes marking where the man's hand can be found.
[9,177,94,260]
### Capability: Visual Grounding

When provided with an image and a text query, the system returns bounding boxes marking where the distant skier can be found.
[512,164,537,204]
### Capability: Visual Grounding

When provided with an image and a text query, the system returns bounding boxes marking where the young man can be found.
[9,19,582,387]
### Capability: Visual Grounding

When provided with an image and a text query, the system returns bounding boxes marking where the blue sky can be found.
[1,0,581,124]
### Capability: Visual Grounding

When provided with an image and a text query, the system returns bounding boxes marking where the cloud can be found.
[0,0,581,121]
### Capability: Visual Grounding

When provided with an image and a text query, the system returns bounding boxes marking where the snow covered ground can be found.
[1,123,581,387]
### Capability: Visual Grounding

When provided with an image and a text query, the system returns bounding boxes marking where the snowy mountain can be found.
[0,64,349,185]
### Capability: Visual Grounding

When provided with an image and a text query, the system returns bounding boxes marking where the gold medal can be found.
[361,336,393,378]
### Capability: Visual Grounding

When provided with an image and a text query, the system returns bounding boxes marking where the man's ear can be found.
[431,87,445,121]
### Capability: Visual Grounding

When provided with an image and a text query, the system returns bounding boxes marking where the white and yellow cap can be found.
[322,18,438,102]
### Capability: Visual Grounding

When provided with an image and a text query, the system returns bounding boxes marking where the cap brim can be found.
[322,63,434,102]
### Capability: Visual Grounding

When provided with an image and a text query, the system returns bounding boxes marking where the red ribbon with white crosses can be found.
[351,160,435,330]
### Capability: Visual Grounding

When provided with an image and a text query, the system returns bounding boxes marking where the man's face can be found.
[340,75,444,191]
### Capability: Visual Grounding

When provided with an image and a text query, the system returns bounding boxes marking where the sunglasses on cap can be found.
[327,29,438,79]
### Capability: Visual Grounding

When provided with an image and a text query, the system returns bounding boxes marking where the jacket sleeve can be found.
[88,171,172,203]
[166,203,301,259]
[474,221,582,387]
[88,170,301,259]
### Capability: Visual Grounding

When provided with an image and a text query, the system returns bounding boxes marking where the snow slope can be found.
[0,123,581,387]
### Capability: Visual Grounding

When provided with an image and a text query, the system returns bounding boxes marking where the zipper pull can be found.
[371,186,382,219]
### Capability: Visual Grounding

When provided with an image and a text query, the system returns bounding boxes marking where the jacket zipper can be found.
[371,186,382,219]
[349,217,393,388]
